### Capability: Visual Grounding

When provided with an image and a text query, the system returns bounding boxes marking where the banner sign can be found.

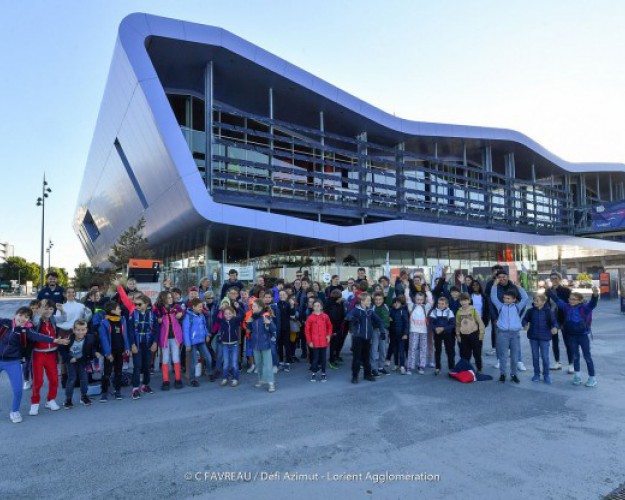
[592,201,625,231]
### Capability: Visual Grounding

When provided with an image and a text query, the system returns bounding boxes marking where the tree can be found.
[108,217,154,271]
[72,263,116,290]
[47,266,69,287]
[1,256,41,286]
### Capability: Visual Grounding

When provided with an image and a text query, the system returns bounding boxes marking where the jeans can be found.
[222,343,240,380]
[253,349,274,384]
[65,360,89,400]
[434,331,456,370]
[459,332,483,371]
[569,334,595,376]
[132,343,153,388]
[189,342,212,381]
[270,339,279,367]
[0,360,23,412]
[530,339,550,376]
[211,335,222,374]
[370,329,387,371]
[496,330,520,376]
[311,347,327,374]
[351,336,372,378]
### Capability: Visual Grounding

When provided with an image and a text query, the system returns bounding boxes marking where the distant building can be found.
[0,241,14,265]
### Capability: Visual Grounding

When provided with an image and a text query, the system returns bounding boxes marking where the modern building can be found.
[0,241,15,265]
[74,13,625,288]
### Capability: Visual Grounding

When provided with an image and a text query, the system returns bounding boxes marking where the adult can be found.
[354,267,368,285]
[198,277,212,299]
[37,272,66,310]
[325,275,343,298]
[378,276,395,307]
[220,269,245,300]
[460,274,474,293]
[548,272,573,373]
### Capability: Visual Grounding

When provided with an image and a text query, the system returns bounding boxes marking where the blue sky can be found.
[1,0,624,275]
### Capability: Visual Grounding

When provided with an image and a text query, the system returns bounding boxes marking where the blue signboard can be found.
[592,201,625,231]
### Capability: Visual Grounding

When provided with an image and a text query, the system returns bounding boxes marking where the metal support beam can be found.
[268,88,274,198]
[396,142,405,215]
[357,132,368,213]
[204,61,214,191]
[482,146,493,223]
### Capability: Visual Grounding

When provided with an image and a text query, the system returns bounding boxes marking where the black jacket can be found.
[66,333,98,362]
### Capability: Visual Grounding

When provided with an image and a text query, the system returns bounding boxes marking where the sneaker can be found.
[427,362,436,368]
[531,374,541,382]
[29,404,40,415]
[585,376,597,387]
[220,379,228,386]
[99,393,108,403]
[485,348,494,356]
[364,375,376,382]
[141,385,154,394]
[114,391,123,400]
[384,360,391,367]
[434,369,440,376]
[190,380,200,387]
[310,373,317,383]
[493,361,500,369]
[161,382,170,391]
[550,362,562,370]
[254,381,264,388]
[321,374,327,382]
[379,368,390,376]
[417,368,425,375]
[278,362,285,371]
[567,364,575,374]
[63,400,73,410]
[372,370,380,377]
[45,400,60,411]
[22,380,31,390]
[517,361,527,372]
[132,389,141,400]
[391,365,399,372]
[273,366,278,374]
[9,411,23,423]
[284,364,290,373]
[253,367,258,374]
[230,380,239,387]
[328,362,338,370]
[174,380,183,389]
[80,395,92,406]
[400,367,406,375]
[544,376,552,385]
[499,374,506,383]
[572,374,582,385]
[511,375,520,384]
[351,377,358,384]
[267,383,276,393]
[247,364,256,374]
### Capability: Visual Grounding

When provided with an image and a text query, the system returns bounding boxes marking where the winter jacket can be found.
[346,306,383,340]
[304,312,333,348]
[154,304,184,347]
[389,306,410,336]
[218,311,244,344]
[247,311,277,351]
[488,281,521,319]
[98,315,130,356]
[127,309,159,347]
[490,286,529,332]
[547,286,572,325]
[220,279,245,300]
[182,310,210,346]
[67,333,98,362]
[0,319,58,361]
[427,308,456,336]
[276,300,293,335]
[32,317,59,352]
[522,306,557,341]
[324,298,345,333]
[269,303,281,333]
[546,290,597,335]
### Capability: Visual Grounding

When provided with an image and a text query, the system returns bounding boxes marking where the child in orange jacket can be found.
[305,299,333,382]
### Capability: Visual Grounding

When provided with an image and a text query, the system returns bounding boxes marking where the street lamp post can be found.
[36,174,52,288]
[46,239,54,272]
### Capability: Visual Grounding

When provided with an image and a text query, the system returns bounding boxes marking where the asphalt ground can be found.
[1,297,624,500]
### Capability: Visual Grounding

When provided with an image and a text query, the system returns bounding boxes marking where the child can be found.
[546,286,599,386]
[490,284,530,383]
[0,307,68,423]
[155,291,185,390]
[218,305,243,386]
[522,294,557,384]
[182,298,212,387]
[456,293,486,373]
[407,292,431,375]
[288,296,301,365]
[98,301,130,401]
[346,293,383,384]
[305,299,333,382]
[246,299,277,392]
[276,289,294,371]
[22,299,40,390]
[371,293,390,376]
[262,291,281,374]
[29,299,65,415]
[324,289,345,369]
[127,293,158,398]
[427,296,456,375]
[389,296,409,373]
[64,319,99,409]
[447,286,461,315]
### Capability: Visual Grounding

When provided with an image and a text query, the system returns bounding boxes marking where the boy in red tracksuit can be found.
[305,299,333,382]
[30,299,64,415]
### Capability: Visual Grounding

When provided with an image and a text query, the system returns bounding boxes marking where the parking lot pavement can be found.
[1,298,624,499]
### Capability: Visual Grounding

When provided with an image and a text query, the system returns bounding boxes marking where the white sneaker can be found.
[400,367,406,375]
[29,404,39,416]
[267,383,276,393]
[272,366,278,374]
[9,411,23,423]
[247,364,256,374]
[253,367,258,374]
[567,364,574,374]
[22,381,31,390]
[517,361,527,372]
[550,362,562,370]
[427,362,435,368]
[417,368,425,375]
[45,400,60,411]
[493,361,500,369]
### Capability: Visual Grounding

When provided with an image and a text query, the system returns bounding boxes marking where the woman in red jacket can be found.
[305,299,333,382]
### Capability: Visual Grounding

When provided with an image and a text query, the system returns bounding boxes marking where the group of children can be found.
[0,267,600,424]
